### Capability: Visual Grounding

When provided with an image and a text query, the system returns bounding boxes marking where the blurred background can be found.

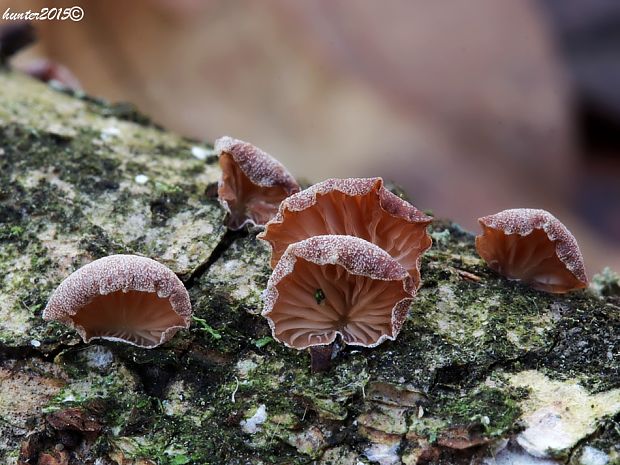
[2,0,619,273]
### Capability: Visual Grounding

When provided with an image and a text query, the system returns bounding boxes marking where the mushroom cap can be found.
[43,255,192,348]
[215,136,300,230]
[262,235,415,350]
[258,177,432,286]
[475,208,588,293]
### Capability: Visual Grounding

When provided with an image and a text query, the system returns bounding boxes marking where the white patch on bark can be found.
[241,404,268,434]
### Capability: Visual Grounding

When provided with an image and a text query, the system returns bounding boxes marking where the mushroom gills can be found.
[270,258,408,349]
[479,228,585,293]
[70,290,186,347]
[263,185,430,279]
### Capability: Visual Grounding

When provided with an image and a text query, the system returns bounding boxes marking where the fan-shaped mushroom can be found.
[262,235,415,369]
[215,136,300,230]
[475,209,588,293]
[258,177,432,285]
[43,255,192,348]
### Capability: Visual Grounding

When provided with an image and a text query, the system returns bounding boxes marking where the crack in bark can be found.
[566,419,615,465]
[183,228,249,288]
[0,340,80,364]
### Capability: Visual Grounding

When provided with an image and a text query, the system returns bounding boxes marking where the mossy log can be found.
[0,71,619,465]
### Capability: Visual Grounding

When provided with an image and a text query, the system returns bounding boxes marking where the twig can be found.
[231,376,240,403]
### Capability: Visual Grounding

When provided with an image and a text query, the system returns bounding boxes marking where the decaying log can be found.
[0,71,618,465]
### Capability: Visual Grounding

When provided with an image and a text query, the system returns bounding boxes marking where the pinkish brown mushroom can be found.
[262,235,415,370]
[18,58,82,90]
[476,209,588,293]
[43,255,192,348]
[215,136,300,230]
[258,177,432,286]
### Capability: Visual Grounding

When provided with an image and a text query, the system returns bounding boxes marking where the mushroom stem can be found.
[309,344,334,373]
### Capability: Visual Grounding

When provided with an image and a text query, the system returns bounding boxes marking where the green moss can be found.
[88,100,161,128]
[432,384,527,437]
[44,349,142,421]
[534,294,620,392]
[94,343,314,464]
[591,267,620,297]
[150,187,190,226]
[197,233,271,319]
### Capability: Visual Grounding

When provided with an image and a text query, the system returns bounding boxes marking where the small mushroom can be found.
[475,208,588,293]
[43,255,192,348]
[0,22,35,65]
[18,58,82,90]
[258,177,432,285]
[262,235,415,370]
[215,136,300,230]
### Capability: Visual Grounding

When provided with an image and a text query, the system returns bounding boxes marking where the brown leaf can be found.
[37,449,69,465]
[46,407,102,433]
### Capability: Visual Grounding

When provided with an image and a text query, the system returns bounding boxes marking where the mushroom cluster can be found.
[42,133,591,366]
[213,140,433,369]
[255,177,432,370]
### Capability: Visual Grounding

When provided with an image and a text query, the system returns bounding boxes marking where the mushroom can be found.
[215,136,300,230]
[18,58,82,90]
[43,255,192,348]
[0,22,35,65]
[475,209,588,293]
[262,235,415,371]
[258,177,432,285]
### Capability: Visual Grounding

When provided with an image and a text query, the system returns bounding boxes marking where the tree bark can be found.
[0,71,618,465]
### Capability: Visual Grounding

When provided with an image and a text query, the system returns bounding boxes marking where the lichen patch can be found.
[509,370,620,459]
